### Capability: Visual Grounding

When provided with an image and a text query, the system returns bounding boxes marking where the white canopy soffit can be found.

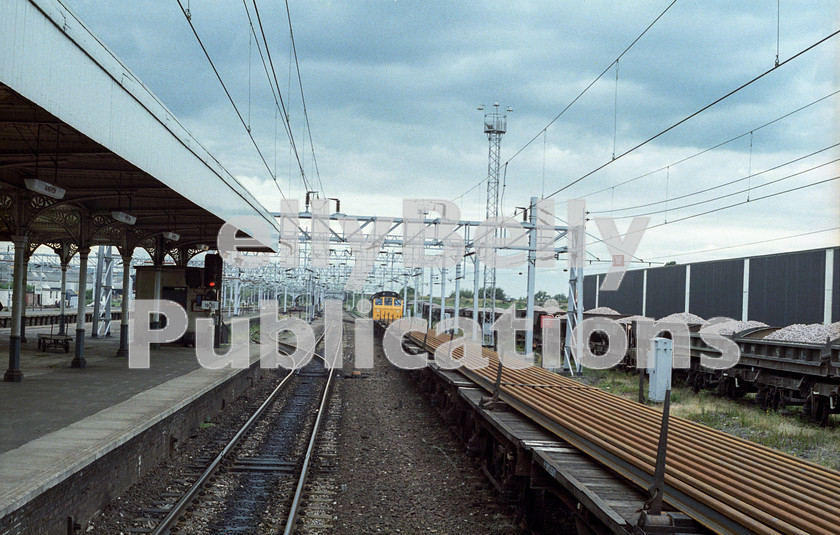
[0,0,279,251]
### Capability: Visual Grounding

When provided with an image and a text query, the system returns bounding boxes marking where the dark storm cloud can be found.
[60,0,839,287]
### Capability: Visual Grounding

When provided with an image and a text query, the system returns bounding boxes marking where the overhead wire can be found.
[241,0,298,197]
[506,0,679,167]
[176,0,287,199]
[606,157,839,220]
[177,3,834,275]
[545,28,840,199]
[589,143,840,215]
[248,0,312,193]
[586,175,840,249]
[518,85,838,262]
[452,175,487,202]
[646,226,840,261]
[371,147,835,272]
[548,212,650,265]
[579,89,840,199]
[612,59,620,160]
[451,0,678,205]
[283,0,325,198]
[644,175,839,229]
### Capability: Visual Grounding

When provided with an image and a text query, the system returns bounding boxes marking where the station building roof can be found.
[0,0,280,258]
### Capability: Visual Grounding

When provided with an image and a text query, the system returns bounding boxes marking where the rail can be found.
[407,329,840,535]
[150,323,329,535]
[283,311,341,535]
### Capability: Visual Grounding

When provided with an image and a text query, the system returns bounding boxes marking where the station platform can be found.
[0,323,209,452]
[0,306,102,329]
[0,320,267,533]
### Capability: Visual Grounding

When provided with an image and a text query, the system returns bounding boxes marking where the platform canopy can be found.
[0,0,280,257]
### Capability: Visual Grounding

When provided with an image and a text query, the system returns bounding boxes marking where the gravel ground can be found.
[616,314,648,324]
[658,311,706,324]
[85,320,521,534]
[764,322,840,343]
[332,328,522,535]
[700,319,767,335]
[584,306,620,315]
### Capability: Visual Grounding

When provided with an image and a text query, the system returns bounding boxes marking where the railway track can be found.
[406,328,840,535]
[140,315,342,535]
[420,305,840,425]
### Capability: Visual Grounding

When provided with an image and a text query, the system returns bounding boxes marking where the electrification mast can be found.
[478,102,511,343]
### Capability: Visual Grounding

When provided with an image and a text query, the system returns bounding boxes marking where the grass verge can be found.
[572,368,840,471]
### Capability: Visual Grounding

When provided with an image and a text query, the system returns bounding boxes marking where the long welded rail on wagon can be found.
[408,330,840,535]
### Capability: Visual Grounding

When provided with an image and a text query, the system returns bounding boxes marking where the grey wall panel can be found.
[582,247,836,326]
[646,265,686,319]
[748,250,824,326]
[833,248,839,323]
[688,259,743,321]
[598,269,643,315]
[583,275,597,310]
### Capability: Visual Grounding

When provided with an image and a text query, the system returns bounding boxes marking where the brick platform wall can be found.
[0,362,267,535]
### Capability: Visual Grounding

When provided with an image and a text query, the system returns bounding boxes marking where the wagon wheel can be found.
[756,386,770,410]
[716,377,728,397]
[776,391,786,410]
[686,371,701,393]
[802,395,814,423]
[725,377,739,399]
[817,399,830,427]
[717,376,738,399]
[811,395,830,427]
[770,388,783,411]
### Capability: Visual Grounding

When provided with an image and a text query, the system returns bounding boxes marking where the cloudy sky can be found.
[62,0,839,297]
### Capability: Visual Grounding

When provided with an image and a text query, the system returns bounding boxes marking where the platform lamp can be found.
[111,211,137,225]
[24,178,65,199]
[26,124,66,200]
[23,178,66,347]
[22,178,66,339]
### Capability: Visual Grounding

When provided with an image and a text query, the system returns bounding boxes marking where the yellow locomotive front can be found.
[371,291,403,324]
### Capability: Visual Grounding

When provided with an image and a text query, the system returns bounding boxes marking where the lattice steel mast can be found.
[478,102,511,343]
